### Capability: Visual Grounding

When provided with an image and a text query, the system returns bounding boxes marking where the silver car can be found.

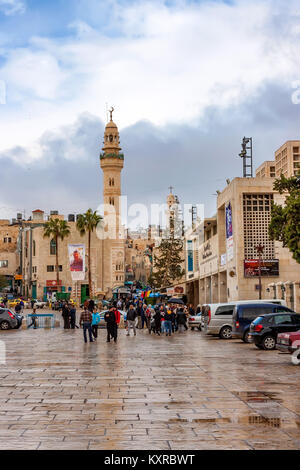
[0,308,23,330]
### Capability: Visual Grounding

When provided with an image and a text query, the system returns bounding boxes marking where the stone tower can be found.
[100,108,125,296]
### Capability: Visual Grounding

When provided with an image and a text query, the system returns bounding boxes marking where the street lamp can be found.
[255,244,264,300]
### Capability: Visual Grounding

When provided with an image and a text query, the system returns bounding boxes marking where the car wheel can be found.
[243,331,251,343]
[197,325,201,331]
[291,349,300,366]
[262,335,276,350]
[191,327,194,331]
[0,321,10,330]
[219,326,232,339]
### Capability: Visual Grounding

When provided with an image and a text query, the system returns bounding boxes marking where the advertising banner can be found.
[187,240,193,272]
[225,202,234,261]
[68,244,85,281]
[244,259,279,277]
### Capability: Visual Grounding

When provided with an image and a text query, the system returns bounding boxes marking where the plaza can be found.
[0,311,299,450]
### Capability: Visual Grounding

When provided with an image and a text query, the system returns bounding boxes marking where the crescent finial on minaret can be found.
[109,106,114,121]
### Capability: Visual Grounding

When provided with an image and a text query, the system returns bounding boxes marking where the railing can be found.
[26,313,56,329]
[100,152,124,160]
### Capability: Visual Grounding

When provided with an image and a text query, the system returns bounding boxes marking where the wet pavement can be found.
[0,315,299,450]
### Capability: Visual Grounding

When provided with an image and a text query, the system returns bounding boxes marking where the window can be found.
[47,266,54,272]
[3,237,11,243]
[241,307,274,319]
[33,240,36,257]
[274,314,293,325]
[215,305,235,315]
[0,260,8,268]
[50,239,57,255]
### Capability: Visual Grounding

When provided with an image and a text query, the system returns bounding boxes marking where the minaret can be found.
[100,107,125,295]
[100,107,124,239]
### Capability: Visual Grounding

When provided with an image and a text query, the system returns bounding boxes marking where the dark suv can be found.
[232,303,293,343]
[0,308,23,330]
[249,312,300,350]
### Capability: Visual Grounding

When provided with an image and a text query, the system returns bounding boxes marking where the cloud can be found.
[0,0,25,16]
[1,0,300,152]
[0,82,299,225]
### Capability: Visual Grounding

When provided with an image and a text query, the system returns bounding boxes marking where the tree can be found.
[269,174,300,263]
[0,275,8,290]
[43,218,71,291]
[76,209,102,298]
[148,238,185,289]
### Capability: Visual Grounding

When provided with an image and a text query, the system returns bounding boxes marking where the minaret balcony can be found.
[100,152,124,161]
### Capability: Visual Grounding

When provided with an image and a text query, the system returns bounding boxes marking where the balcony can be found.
[100,152,124,161]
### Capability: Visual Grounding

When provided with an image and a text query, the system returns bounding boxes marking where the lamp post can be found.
[255,244,264,300]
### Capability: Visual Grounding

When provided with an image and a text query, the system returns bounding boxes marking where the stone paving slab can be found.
[0,326,299,450]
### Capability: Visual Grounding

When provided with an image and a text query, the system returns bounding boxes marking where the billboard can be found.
[244,259,279,277]
[225,202,234,261]
[187,240,193,272]
[68,244,85,281]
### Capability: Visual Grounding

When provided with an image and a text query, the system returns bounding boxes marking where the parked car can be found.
[188,313,202,330]
[0,308,23,330]
[201,299,288,340]
[34,300,47,309]
[94,310,127,329]
[232,303,294,343]
[249,312,300,350]
[276,330,300,364]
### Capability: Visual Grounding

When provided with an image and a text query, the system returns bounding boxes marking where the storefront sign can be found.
[46,280,62,287]
[244,259,279,277]
[14,274,23,280]
[68,244,85,281]
[167,286,185,296]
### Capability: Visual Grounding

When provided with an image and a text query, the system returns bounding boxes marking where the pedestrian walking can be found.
[104,305,118,343]
[164,307,174,336]
[88,298,95,312]
[62,302,70,329]
[19,299,24,314]
[176,307,187,333]
[30,298,35,309]
[27,308,38,329]
[79,308,94,343]
[69,305,77,329]
[145,305,152,333]
[126,304,137,336]
[136,301,143,329]
[91,309,101,339]
[153,309,161,335]
[15,302,22,315]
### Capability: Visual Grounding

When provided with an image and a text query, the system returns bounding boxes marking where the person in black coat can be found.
[153,310,161,335]
[176,308,187,333]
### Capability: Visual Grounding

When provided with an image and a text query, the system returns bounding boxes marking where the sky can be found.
[0,0,300,225]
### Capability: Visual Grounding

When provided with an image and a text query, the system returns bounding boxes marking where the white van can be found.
[201,299,287,339]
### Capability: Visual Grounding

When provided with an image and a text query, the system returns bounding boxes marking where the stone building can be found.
[184,175,300,311]
[0,219,20,292]
[275,140,300,177]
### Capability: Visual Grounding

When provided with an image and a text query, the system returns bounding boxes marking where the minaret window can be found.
[109,135,113,143]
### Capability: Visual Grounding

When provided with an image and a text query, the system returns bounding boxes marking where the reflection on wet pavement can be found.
[0,323,299,450]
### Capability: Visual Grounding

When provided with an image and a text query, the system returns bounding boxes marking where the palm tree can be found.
[76,209,102,298]
[43,218,70,292]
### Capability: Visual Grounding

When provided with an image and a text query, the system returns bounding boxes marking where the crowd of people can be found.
[23,295,197,344]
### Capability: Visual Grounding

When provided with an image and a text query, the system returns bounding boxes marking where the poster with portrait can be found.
[225,202,234,261]
[68,244,85,281]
